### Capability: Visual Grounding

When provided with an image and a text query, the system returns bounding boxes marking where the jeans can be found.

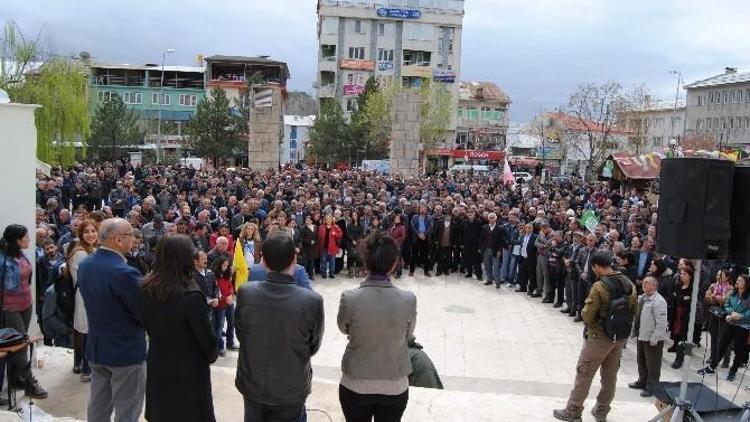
[243,396,304,422]
[320,252,335,277]
[482,248,497,282]
[213,304,236,350]
[339,384,408,422]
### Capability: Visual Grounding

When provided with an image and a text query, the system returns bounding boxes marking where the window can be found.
[713,117,719,129]
[730,117,735,129]
[706,118,712,129]
[122,92,142,104]
[152,93,170,105]
[652,137,663,147]
[346,98,358,112]
[739,117,745,129]
[348,47,365,60]
[745,117,750,129]
[321,17,338,35]
[402,50,431,66]
[290,138,297,150]
[467,106,478,120]
[457,107,464,118]
[481,106,493,120]
[404,23,433,41]
[290,126,298,140]
[378,22,394,36]
[377,48,394,62]
[696,119,703,130]
[723,91,729,104]
[493,108,504,120]
[747,89,750,102]
[740,90,744,103]
[97,91,114,102]
[697,95,704,106]
[179,94,197,106]
[353,20,365,34]
[721,117,727,129]
[709,92,714,104]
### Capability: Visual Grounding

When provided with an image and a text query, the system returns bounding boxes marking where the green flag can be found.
[579,210,599,234]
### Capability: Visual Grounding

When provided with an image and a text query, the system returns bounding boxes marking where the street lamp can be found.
[156,48,176,164]
[669,70,682,139]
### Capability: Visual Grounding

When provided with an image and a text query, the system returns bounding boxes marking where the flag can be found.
[579,210,599,234]
[233,240,248,291]
[502,157,516,187]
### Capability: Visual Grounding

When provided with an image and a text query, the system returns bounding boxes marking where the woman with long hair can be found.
[139,235,218,421]
[388,213,407,279]
[346,210,365,278]
[68,219,98,382]
[318,214,343,279]
[210,256,236,356]
[300,215,317,280]
[0,224,47,399]
[699,274,750,381]
[704,266,734,369]
[670,264,694,369]
[337,231,417,421]
[237,222,262,268]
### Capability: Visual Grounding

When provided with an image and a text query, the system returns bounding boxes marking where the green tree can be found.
[419,80,453,149]
[350,77,390,162]
[188,88,245,165]
[88,94,142,160]
[9,58,89,165]
[0,20,45,90]
[310,99,349,165]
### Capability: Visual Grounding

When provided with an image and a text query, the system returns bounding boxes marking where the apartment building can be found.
[317,0,464,136]
[455,81,511,150]
[620,103,685,153]
[684,67,750,147]
[88,62,205,152]
[282,115,316,164]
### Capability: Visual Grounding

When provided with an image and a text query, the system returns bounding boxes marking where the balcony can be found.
[319,56,337,72]
[318,84,336,98]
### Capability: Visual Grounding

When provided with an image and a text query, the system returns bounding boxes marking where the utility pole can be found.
[669,70,681,139]
[156,48,175,163]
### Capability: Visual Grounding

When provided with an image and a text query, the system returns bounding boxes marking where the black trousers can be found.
[710,324,749,372]
[636,340,664,392]
[410,238,430,274]
[564,270,576,311]
[243,396,304,422]
[553,269,565,304]
[436,246,452,274]
[517,256,536,291]
[707,314,731,365]
[452,246,462,271]
[339,384,408,422]
[461,248,482,278]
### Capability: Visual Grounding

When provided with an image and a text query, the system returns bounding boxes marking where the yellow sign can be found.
[340,59,375,71]
[401,65,433,78]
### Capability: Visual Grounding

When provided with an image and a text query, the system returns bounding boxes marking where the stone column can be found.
[248,85,285,170]
[389,92,422,177]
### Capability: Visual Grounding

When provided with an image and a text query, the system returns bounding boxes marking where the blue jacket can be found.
[248,264,311,290]
[0,252,30,292]
[78,248,146,367]
[409,214,433,244]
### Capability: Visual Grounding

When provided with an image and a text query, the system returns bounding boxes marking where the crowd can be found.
[7,158,747,421]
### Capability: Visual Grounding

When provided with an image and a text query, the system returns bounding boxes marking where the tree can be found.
[310,99,349,165]
[0,21,47,90]
[88,94,142,160]
[419,80,453,149]
[9,58,89,165]
[350,77,390,162]
[563,81,627,179]
[188,88,246,165]
[621,84,656,154]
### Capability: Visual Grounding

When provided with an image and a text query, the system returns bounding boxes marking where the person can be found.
[615,251,638,292]
[236,222,262,270]
[235,233,324,422]
[338,231,417,422]
[534,222,554,300]
[346,211,365,278]
[409,205,433,277]
[210,256,237,356]
[77,218,146,422]
[0,225,48,399]
[500,209,521,285]
[299,215,317,280]
[703,267,734,370]
[517,223,537,294]
[192,251,219,322]
[699,274,750,381]
[461,209,484,281]
[35,238,63,341]
[41,258,75,348]
[318,214,343,279]
[628,276,668,397]
[479,212,503,287]
[206,235,231,268]
[553,252,637,422]
[68,219,99,381]
[139,235,218,422]
[670,264,694,369]
[572,234,597,321]
[407,336,443,390]
[388,213,407,279]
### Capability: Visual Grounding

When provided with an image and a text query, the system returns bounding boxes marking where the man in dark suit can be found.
[78,218,146,422]
[517,223,538,294]
[636,237,655,282]
[479,213,505,288]
[192,250,218,322]
[573,234,598,322]
[409,205,434,277]
[461,208,484,281]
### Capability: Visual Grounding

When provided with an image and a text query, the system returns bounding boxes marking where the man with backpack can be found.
[553,252,637,422]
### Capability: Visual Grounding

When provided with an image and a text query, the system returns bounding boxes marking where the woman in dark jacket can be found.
[139,235,218,422]
[300,215,317,280]
[615,250,638,290]
[346,211,365,277]
[670,264,694,369]
[388,214,407,279]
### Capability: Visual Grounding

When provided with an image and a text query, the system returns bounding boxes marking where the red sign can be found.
[427,149,505,161]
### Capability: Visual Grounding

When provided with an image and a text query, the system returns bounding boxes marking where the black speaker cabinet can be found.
[657,158,734,260]
[730,166,750,266]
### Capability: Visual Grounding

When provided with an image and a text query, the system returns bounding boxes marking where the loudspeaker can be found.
[656,158,734,259]
[730,166,750,266]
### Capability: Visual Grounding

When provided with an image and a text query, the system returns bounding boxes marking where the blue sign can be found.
[376,8,421,19]
[377,61,394,71]
[433,75,455,83]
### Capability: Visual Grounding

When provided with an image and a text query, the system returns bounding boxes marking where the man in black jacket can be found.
[235,234,324,422]
[461,208,484,281]
[479,213,505,288]
[517,223,538,294]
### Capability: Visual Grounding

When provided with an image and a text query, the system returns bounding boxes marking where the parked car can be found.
[449,164,490,174]
[513,171,533,183]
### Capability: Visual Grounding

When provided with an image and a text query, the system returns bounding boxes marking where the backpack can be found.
[599,275,634,341]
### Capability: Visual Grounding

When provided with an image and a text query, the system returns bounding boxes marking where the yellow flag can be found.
[233,240,248,291]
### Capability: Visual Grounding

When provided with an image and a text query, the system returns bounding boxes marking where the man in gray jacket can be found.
[235,233,325,422]
[628,276,668,397]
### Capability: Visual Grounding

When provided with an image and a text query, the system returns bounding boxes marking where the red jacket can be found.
[389,223,406,247]
[317,224,343,256]
[216,276,235,309]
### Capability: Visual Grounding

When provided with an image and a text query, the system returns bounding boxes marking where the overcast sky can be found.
[5,0,750,122]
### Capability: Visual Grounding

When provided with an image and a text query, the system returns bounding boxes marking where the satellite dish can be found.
[79,51,91,62]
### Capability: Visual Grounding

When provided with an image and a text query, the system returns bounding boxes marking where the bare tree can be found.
[564,81,627,179]
[620,84,656,155]
[0,21,49,90]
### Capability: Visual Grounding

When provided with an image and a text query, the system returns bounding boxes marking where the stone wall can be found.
[248,85,284,170]
[390,92,422,177]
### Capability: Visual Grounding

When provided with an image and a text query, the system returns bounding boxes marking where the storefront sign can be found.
[340,59,375,71]
[343,84,365,96]
[428,149,505,161]
[401,65,433,78]
[433,69,456,83]
[377,61,394,72]
[376,8,421,19]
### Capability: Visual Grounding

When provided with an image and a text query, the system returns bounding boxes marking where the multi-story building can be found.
[282,115,315,164]
[684,67,750,148]
[455,81,511,150]
[88,62,205,154]
[204,55,290,104]
[316,0,463,135]
[620,103,685,153]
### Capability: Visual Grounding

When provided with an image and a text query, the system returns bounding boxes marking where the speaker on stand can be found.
[730,165,750,268]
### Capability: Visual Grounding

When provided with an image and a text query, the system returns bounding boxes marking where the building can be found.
[88,62,205,155]
[282,115,315,164]
[620,102,685,153]
[684,67,750,148]
[455,81,511,150]
[316,0,464,128]
[204,55,290,104]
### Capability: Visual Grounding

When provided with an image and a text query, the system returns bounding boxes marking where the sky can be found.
[4,0,750,123]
